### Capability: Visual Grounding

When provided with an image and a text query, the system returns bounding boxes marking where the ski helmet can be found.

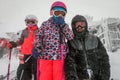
[25,15,38,25]
[50,1,67,12]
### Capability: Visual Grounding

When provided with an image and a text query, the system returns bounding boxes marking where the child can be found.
[32,1,74,80]
[2,15,38,80]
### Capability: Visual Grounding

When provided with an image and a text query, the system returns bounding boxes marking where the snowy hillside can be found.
[0,49,120,80]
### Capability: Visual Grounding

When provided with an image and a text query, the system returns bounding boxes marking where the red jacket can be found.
[16,26,38,55]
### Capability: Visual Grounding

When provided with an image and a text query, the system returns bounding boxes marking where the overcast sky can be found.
[0,0,120,37]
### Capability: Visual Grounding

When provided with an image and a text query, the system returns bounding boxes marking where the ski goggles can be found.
[75,21,86,28]
[25,20,36,25]
[53,10,66,17]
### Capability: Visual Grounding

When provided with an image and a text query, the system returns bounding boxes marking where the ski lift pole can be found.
[7,49,12,80]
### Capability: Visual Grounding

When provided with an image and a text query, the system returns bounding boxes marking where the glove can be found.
[32,47,41,59]
[7,42,12,49]
[7,41,16,49]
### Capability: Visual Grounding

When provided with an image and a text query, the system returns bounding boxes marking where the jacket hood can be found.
[71,15,88,39]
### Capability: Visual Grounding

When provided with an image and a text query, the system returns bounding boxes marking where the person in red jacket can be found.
[7,15,38,80]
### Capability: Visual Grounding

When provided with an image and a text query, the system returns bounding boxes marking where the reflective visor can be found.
[25,20,35,24]
[52,7,66,16]
[54,10,66,16]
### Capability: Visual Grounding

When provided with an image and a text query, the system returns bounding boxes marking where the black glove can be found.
[7,41,17,49]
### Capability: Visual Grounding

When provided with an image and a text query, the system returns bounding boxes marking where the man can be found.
[6,15,38,80]
[64,15,110,80]
[32,1,74,80]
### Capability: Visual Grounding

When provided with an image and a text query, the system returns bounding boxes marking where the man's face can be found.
[75,21,86,32]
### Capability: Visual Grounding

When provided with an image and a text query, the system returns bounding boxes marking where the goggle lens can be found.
[26,20,35,24]
[54,10,66,16]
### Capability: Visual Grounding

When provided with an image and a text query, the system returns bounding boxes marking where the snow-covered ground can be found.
[0,53,19,79]
[109,49,120,80]
[0,49,120,80]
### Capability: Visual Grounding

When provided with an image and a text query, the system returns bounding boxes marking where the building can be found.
[89,18,120,52]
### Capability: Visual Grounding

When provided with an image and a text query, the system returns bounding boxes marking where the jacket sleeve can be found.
[33,23,44,52]
[9,30,24,48]
[63,24,74,40]
[97,37,110,80]
[64,41,79,80]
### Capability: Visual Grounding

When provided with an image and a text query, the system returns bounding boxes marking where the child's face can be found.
[75,21,86,33]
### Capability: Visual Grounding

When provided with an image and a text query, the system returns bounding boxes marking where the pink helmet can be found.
[50,1,67,11]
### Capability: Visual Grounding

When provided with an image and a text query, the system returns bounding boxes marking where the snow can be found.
[0,50,120,80]
[109,49,120,80]
[0,53,19,79]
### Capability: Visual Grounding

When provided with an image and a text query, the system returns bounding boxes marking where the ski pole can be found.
[20,70,24,80]
[25,55,32,63]
[7,49,12,80]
